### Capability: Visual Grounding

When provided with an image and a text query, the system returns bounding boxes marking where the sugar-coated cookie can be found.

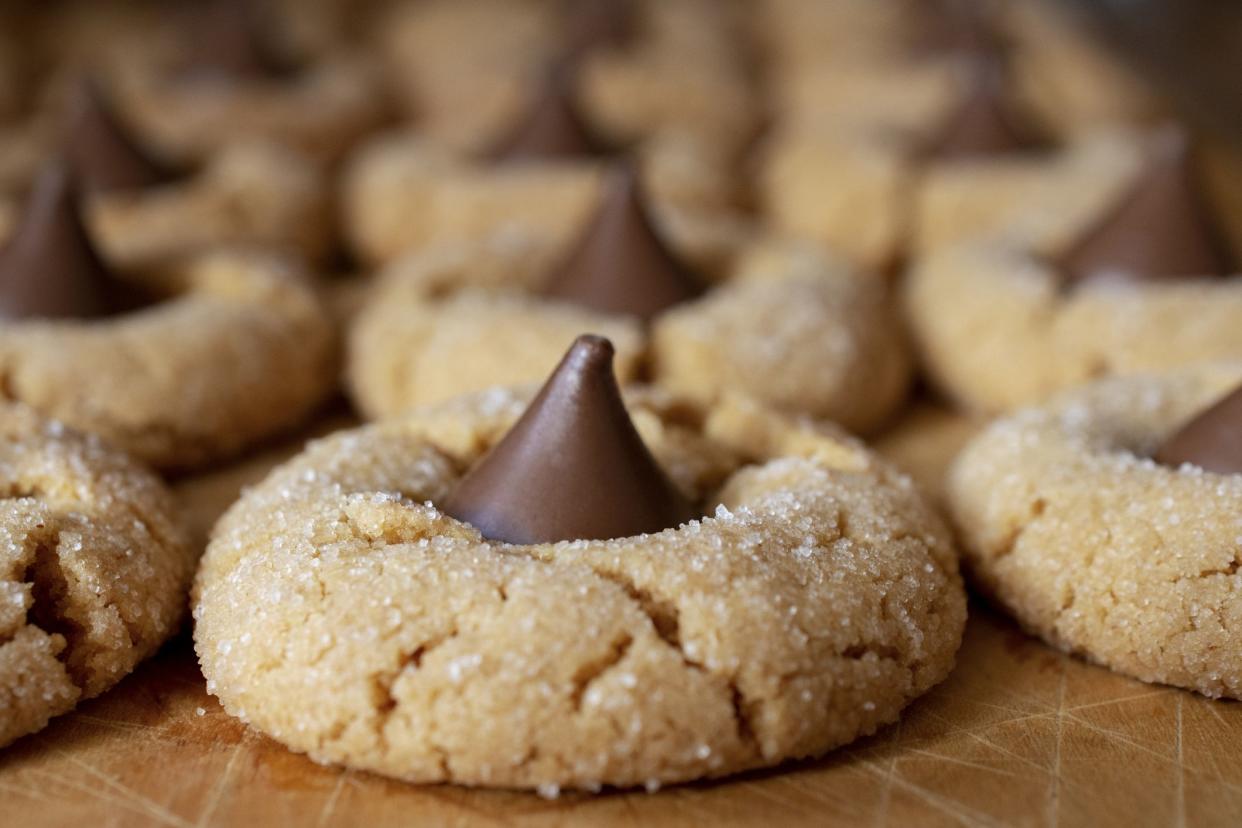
[1,404,194,747]
[342,130,746,271]
[195,371,964,791]
[906,129,1242,412]
[348,224,909,434]
[948,367,1242,698]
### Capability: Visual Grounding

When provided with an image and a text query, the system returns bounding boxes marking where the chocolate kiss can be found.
[64,79,175,194]
[489,67,606,162]
[441,334,696,544]
[542,163,702,320]
[182,0,290,79]
[924,62,1032,160]
[903,0,994,60]
[565,0,636,57]
[0,164,118,320]
[1061,129,1231,285]
[1154,384,1242,474]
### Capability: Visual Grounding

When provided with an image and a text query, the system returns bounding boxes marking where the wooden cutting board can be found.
[3,411,1240,827]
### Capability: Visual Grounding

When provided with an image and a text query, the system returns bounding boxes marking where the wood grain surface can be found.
[3,604,1239,828]
[3,406,1241,828]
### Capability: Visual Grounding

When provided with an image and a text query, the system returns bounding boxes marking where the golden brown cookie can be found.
[348,237,910,434]
[0,250,337,471]
[758,67,1135,270]
[948,367,1242,698]
[84,141,332,270]
[110,47,387,167]
[193,387,965,791]
[375,0,758,157]
[905,131,1242,412]
[1001,0,1165,138]
[0,80,333,268]
[0,404,194,747]
[342,130,748,271]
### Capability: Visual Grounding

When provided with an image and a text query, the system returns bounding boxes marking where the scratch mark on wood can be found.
[49,756,195,828]
[1175,694,1185,828]
[1047,667,1064,828]
[861,761,1002,828]
[922,707,1057,741]
[872,720,900,828]
[0,778,51,803]
[1199,697,1229,726]
[904,748,1023,778]
[1066,690,1171,713]
[316,771,350,827]
[195,734,248,828]
[1061,713,1177,764]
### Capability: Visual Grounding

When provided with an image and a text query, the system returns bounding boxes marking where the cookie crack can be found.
[569,633,634,713]
[24,537,90,691]
[1191,559,1241,579]
[587,567,765,758]
[369,628,459,763]
[990,499,1048,562]
[588,569,684,653]
[728,681,759,755]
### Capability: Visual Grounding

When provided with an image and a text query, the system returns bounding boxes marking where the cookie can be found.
[574,0,758,155]
[947,366,1242,698]
[906,128,1242,412]
[174,408,358,555]
[348,172,908,433]
[0,165,337,471]
[0,79,333,269]
[104,4,387,167]
[195,337,965,792]
[1001,0,1165,138]
[376,0,757,157]
[85,139,331,269]
[0,404,194,748]
[757,0,927,77]
[342,127,747,271]
[759,50,1090,271]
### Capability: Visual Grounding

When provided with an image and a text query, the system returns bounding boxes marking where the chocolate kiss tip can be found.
[0,163,116,320]
[903,0,997,61]
[488,67,605,162]
[542,162,702,321]
[441,334,696,545]
[565,0,636,57]
[925,63,1030,160]
[1154,384,1242,475]
[183,0,287,79]
[64,78,173,194]
[1062,127,1232,285]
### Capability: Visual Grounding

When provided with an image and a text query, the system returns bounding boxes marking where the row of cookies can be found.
[0,0,946,782]
[789,1,1242,700]
[1,0,1238,798]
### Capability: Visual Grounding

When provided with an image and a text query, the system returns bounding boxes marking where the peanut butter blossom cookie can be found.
[758,29,1131,273]
[60,79,331,269]
[907,127,1242,412]
[949,367,1242,698]
[108,0,387,166]
[195,336,965,792]
[0,77,331,268]
[349,164,909,434]
[0,163,336,470]
[0,405,194,747]
[376,0,757,159]
[342,86,745,273]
